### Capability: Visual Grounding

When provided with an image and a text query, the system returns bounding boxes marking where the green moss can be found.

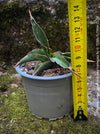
[0,1,96,64]
[46,18,69,52]
[0,1,27,26]
[0,74,100,134]
[0,1,69,64]
[87,24,97,60]
[0,75,14,92]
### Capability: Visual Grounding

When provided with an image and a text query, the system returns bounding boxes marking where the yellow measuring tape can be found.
[68,0,87,120]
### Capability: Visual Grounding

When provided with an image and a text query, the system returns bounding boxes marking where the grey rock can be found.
[27,70,34,75]
[92,101,98,108]
[11,74,22,80]
[0,71,3,76]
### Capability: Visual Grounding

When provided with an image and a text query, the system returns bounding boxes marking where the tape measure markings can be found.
[68,0,87,120]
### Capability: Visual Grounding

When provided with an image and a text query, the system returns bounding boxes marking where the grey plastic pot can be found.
[16,66,73,120]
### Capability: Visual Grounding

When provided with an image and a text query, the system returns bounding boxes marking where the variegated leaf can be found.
[14,53,49,68]
[33,61,53,75]
[29,10,49,52]
[50,52,70,68]
[28,49,47,56]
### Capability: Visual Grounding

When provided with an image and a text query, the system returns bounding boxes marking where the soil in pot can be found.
[20,61,71,77]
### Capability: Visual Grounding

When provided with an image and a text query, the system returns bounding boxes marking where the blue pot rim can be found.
[15,66,72,80]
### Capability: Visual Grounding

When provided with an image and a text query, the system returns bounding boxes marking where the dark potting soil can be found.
[20,61,70,77]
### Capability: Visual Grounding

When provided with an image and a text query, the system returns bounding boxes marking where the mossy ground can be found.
[0,70,100,134]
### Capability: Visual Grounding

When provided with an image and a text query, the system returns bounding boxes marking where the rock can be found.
[94,112,100,118]
[31,118,34,122]
[87,83,92,88]
[27,70,34,75]
[11,84,18,88]
[0,102,3,106]
[3,72,8,75]
[12,92,16,94]
[92,101,98,108]
[51,130,55,134]
[0,71,3,76]
[11,74,21,80]
[89,9,94,13]
[89,21,96,24]
[97,87,100,92]
[96,108,100,114]
[91,90,97,95]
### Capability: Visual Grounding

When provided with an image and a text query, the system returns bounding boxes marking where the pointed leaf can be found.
[87,59,95,62]
[14,54,37,68]
[50,52,70,68]
[68,66,81,78]
[56,51,71,57]
[63,56,71,62]
[31,54,49,62]
[62,52,71,57]
[33,61,42,73]
[56,51,71,62]
[14,53,49,68]
[55,51,62,55]
[29,10,49,51]
[33,61,53,75]
[28,49,47,56]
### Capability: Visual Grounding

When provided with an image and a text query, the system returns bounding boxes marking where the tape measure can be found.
[68,0,88,120]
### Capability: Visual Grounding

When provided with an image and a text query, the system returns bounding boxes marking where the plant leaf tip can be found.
[13,63,19,68]
[29,10,32,20]
[68,66,82,79]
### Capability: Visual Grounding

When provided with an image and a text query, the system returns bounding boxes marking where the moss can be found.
[46,18,69,52]
[0,1,69,64]
[0,75,14,92]
[87,24,97,60]
[54,1,68,20]
[0,73,100,134]
[0,83,8,92]
[0,1,97,64]
[0,1,27,26]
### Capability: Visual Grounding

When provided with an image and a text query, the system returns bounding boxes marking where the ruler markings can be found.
[68,0,87,120]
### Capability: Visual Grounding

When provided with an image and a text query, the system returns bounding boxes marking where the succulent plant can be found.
[14,10,93,77]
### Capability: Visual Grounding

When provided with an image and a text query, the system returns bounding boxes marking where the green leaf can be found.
[55,51,62,55]
[68,66,81,78]
[14,53,49,67]
[14,54,37,67]
[56,51,71,57]
[63,56,71,62]
[33,61,53,75]
[31,54,49,62]
[50,52,81,78]
[61,52,71,57]
[56,51,71,62]
[48,48,53,57]
[33,61,42,74]
[50,52,70,68]
[29,10,49,51]
[28,49,47,56]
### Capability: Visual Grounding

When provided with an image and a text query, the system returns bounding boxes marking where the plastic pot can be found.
[16,66,73,120]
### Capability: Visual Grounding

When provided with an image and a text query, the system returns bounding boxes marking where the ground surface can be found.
[0,65,100,134]
[87,65,100,118]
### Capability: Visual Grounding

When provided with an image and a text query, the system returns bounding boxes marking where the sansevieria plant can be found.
[14,10,93,77]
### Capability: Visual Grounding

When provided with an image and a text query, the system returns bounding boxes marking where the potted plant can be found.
[14,10,82,120]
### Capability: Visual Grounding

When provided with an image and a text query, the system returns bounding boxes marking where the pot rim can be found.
[15,65,72,80]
